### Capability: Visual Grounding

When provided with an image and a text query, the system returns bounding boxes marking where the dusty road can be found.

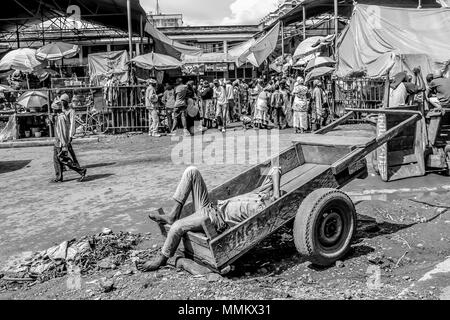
[0,126,449,300]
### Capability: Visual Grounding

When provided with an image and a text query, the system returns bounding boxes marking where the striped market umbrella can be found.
[305,56,335,72]
[0,84,13,92]
[16,91,48,109]
[36,42,80,61]
[0,48,43,73]
[305,67,335,83]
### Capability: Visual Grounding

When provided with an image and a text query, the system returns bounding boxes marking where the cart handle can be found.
[332,113,422,175]
[345,108,422,116]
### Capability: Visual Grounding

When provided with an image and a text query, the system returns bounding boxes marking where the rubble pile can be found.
[0,229,147,290]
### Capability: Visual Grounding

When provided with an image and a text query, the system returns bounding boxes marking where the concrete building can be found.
[148,14,183,28]
[145,10,259,81]
[259,0,300,28]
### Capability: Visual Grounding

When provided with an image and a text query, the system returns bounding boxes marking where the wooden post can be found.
[140,14,144,54]
[47,89,53,137]
[127,0,133,60]
[16,24,20,48]
[281,21,285,58]
[334,0,338,54]
[41,12,45,46]
[302,6,306,40]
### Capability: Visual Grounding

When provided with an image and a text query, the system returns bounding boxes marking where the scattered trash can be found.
[99,278,115,293]
[367,253,385,265]
[0,230,149,290]
[98,257,117,270]
[258,268,269,275]
[206,273,222,283]
[101,228,113,236]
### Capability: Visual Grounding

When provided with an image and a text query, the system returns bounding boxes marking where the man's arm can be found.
[412,67,426,92]
[55,115,68,150]
[271,168,281,200]
[145,87,151,107]
[68,109,76,141]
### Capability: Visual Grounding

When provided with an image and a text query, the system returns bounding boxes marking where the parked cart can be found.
[156,109,422,273]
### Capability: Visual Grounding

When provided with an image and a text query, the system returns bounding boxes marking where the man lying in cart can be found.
[136,165,282,272]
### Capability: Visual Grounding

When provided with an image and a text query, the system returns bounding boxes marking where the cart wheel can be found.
[293,188,357,267]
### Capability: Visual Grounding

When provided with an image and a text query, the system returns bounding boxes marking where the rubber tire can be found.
[293,188,357,267]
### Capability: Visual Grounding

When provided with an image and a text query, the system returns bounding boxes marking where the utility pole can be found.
[16,25,20,48]
[334,0,338,54]
[281,21,285,58]
[127,0,133,60]
[302,6,306,40]
[156,0,161,15]
[140,14,144,54]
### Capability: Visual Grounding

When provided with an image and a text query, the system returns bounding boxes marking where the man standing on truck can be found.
[136,165,282,272]
[426,71,450,109]
[389,68,425,108]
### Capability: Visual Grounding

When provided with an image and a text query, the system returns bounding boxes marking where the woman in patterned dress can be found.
[292,77,310,134]
[254,86,271,129]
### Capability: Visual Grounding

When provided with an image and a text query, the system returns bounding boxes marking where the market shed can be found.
[0,0,145,33]
[279,0,441,26]
[0,0,201,58]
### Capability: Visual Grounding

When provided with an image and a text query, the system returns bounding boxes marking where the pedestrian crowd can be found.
[144,73,333,137]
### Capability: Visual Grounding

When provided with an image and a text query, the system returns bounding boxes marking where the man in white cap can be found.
[60,93,80,167]
[50,100,86,183]
[146,78,161,137]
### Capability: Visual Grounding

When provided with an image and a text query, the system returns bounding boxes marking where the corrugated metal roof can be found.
[0,0,145,33]
[279,0,441,26]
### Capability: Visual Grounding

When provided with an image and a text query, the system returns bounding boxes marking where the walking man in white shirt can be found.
[213,79,228,133]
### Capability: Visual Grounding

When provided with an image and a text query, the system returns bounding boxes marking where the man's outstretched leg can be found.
[149,166,211,225]
[136,210,208,272]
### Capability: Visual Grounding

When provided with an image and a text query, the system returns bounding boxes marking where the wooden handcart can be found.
[156,110,422,273]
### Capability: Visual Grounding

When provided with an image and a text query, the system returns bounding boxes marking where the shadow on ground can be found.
[354,214,413,242]
[84,162,116,169]
[0,160,32,174]
[63,173,115,183]
[227,213,415,277]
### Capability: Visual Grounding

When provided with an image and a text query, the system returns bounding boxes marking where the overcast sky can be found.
[140,0,279,26]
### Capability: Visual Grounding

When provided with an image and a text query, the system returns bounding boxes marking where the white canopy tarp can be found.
[336,4,450,78]
[233,23,280,68]
[229,38,257,67]
[88,50,129,86]
[131,52,183,70]
[293,35,334,59]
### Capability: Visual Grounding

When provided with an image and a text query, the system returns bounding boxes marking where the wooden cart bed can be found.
[164,134,372,272]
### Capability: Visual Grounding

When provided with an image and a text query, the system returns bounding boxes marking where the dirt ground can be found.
[0,125,449,300]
